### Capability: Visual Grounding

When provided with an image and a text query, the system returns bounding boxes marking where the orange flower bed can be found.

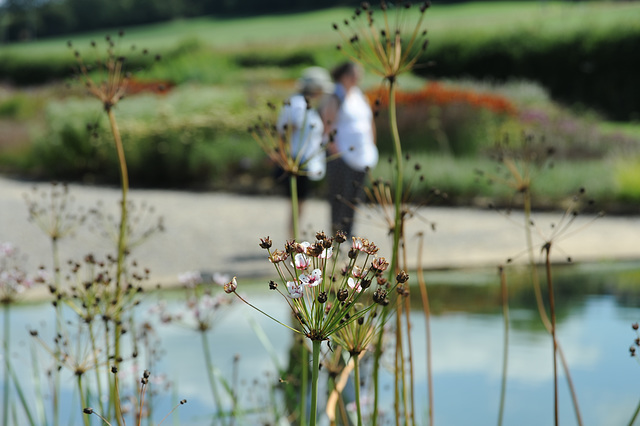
[366,82,517,115]
[125,78,175,95]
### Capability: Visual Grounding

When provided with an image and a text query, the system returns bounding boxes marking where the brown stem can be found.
[544,243,558,426]
[106,106,127,426]
[416,235,434,426]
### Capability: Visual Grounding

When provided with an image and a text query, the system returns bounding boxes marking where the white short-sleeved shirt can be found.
[334,87,378,172]
[276,95,326,181]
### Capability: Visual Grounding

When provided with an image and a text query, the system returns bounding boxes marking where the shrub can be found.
[418,25,640,120]
[25,85,266,187]
[368,82,516,157]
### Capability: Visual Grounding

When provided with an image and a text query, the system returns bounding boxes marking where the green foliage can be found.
[418,3,640,120]
[26,85,265,187]
[614,158,640,203]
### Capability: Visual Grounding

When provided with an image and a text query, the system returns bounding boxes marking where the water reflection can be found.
[4,262,640,425]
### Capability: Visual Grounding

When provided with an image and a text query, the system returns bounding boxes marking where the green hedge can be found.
[417,27,640,120]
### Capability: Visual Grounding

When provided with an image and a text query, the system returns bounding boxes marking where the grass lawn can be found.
[2,2,640,58]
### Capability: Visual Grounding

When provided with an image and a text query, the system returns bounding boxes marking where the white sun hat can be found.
[297,66,335,95]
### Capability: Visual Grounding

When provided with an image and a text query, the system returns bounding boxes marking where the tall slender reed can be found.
[416,234,434,425]
[333,4,431,422]
[497,266,509,426]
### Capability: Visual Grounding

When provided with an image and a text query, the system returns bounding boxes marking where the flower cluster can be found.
[248,99,329,179]
[0,242,33,304]
[333,1,431,82]
[68,32,159,112]
[227,232,404,342]
[368,82,517,115]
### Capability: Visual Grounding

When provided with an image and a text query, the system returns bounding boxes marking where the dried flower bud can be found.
[632,323,638,331]
[259,237,272,249]
[317,292,328,304]
[224,277,238,294]
[83,408,93,414]
[371,257,389,273]
[360,279,372,290]
[269,280,278,290]
[373,288,388,305]
[337,289,349,301]
[396,270,409,283]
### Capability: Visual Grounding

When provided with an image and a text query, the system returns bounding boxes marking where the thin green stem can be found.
[107,106,128,426]
[498,266,509,426]
[301,340,308,426]
[3,303,11,426]
[309,340,321,426]
[628,397,640,426]
[200,331,226,424]
[373,77,404,426]
[354,355,363,426]
[388,79,403,278]
[289,175,299,240]
[77,375,90,426]
[544,245,559,426]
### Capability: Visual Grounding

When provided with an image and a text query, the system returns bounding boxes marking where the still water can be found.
[4,261,640,425]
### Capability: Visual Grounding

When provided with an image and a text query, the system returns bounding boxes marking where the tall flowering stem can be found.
[227,233,396,425]
[67,33,159,425]
[543,242,559,426]
[334,4,431,422]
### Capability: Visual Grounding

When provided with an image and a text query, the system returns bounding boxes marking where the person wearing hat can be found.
[276,66,334,237]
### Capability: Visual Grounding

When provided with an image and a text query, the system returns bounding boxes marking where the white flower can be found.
[320,247,333,259]
[300,269,322,287]
[286,280,304,299]
[347,277,361,293]
[294,253,311,270]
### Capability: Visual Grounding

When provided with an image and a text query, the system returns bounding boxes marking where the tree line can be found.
[0,0,364,42]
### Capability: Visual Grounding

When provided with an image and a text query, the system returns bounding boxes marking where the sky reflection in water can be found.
[5,263,640,425]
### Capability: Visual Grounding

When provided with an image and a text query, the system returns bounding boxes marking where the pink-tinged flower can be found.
[300,269,322,287]
[351,265,366,279]
[178,271,202,288]
[320,247,333,259]
[294,253,311,270]
[352,237,365,251]
[269,249,289,264]
[224,277,238,294]
[371,257,389,273]
[286,280,304,299]
[347,277,361,293]
[296,241,312,253]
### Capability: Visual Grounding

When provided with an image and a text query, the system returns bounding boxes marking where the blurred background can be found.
[0,0,639,211]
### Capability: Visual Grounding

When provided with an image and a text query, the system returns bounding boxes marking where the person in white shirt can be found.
[320,62,378,238]
[276,66,334,236]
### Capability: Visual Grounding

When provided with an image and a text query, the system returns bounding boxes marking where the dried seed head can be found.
[337,289,349,301]
[317,292,328,304]
[396,270,409,283]
[335,230,347,243]
[259,237,272,249]
[269,280,278,290]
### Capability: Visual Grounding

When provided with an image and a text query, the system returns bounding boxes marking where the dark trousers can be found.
[326,158,366,238]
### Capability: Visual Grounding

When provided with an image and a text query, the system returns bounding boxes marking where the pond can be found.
[4,261,640,425]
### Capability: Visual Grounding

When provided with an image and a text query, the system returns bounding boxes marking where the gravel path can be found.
[1,176,639,295]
